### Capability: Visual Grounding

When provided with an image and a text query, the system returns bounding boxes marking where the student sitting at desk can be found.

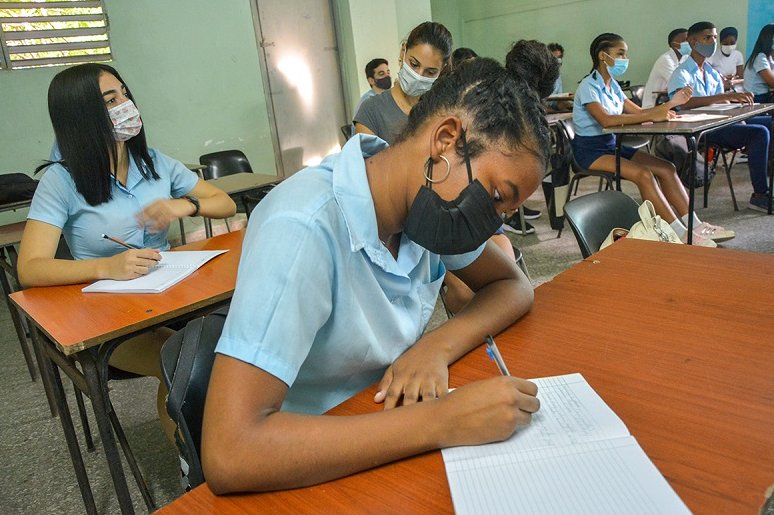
[708,26,745,82]
[573,33,733,246]
[203,57,544,493]
[743,23,774,103]
[668,21,772,213]
[17,63,236,440]
[642,28,689,108]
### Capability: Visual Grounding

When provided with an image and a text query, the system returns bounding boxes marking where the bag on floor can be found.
[600,200,683,250]
[653,134,715,188]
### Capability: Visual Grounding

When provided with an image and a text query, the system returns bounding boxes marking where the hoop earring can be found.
[424,155,452,183]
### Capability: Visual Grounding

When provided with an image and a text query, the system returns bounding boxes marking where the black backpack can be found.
[160,306,229,490]
[0,173,38,204]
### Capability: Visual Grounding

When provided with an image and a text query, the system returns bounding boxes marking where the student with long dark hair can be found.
[743,23,774,103]
[354,21,453,145]
[17,63,236,440]
[573,32,733,246]
[203,57,547,493]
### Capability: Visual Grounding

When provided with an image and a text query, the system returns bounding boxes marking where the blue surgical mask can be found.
[679,41,691,55]
[695,41,717,58]
[604,53,629,77]
[398,61,436,97]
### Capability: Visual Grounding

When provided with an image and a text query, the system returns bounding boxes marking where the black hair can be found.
[397,57,550,174]
[547,42,564,55]
[505,39,561,99]
[668,28,688,46]
[688,21,715,37]
[745,23,774,70]
[38,63,158,206]
[719,26,738,42]
[587,33,624,75]
[405,21,453,66]
[451,47,478,69]
[365,58,388,79]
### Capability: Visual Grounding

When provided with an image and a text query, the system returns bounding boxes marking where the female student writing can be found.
[743,23,774,103]
[572,33,733,246]
[17,63,236,439]
[203,57,546,493]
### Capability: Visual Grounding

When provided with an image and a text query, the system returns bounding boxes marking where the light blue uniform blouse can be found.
[743,52,774,95]
[573,71,626,136]
[28,148,199,259]
[667,56,723,98]
[215,135,484,415]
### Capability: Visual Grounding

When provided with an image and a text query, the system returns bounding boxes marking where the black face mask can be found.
[374,76,392,90]
[403,131,503,255]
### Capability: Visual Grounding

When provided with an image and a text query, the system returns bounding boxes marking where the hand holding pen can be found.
[100,233,161,280]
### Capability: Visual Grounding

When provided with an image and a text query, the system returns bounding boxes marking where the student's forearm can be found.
[681,94,729,109]
[203,399,445,493]
[18,257,109,288]
[597,112,661,127]
[197,192,236,219]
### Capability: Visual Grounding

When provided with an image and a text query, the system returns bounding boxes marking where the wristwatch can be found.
[184,195,200,216]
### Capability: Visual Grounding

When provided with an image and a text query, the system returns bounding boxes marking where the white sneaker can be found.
[680,231,717,248]
[693,222,735,243]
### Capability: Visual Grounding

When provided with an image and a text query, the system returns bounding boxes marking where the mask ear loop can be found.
[460,129,474,183]
[424,155,451,185]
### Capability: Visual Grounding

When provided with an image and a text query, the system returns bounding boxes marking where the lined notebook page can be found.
[82,250,227,293]
[442,374,689,515]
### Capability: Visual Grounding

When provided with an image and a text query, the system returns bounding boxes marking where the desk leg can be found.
[768,158,773,215]
[31,326,97,515]
[686,135,697,245]
[204,216,213,239]
[703,146,710,208]
[0,253,37,381]
[615,137,622,191]
[78,351,135,515]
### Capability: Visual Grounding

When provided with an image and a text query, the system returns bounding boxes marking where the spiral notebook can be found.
[442,373,689,515]
[82,250,227,293]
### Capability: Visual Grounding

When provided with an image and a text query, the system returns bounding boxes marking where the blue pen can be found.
[485,335,510,376]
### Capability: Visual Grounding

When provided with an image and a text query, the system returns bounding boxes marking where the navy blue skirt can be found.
[572,134,637,170]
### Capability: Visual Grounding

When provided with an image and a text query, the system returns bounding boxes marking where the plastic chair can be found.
[198,150,252,180]
[563,190,640,259]
[242,183,277,219]
[706,145,740,211]
[160,307,228,490]
[629,85,645,107]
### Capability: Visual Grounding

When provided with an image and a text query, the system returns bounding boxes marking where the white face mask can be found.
[397,61,436,97]
[721,44,736,55]
[108,99,143,141]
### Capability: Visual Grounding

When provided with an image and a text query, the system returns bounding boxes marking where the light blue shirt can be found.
[667,55,723,98]
[28,148,199,259]
[573,71,626,136]
[215,134,484,415]
[552,76,563,96]
[744,52,774,95]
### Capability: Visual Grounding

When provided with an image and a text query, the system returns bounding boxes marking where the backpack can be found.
[0,173,39,204]
[542,130,572,231]
[653,135,715,188]
[161,306,229,490]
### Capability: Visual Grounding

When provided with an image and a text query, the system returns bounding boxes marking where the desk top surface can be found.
[602,102,774,135]
[206,173,280,196]
[9,230,245,355]
[158,239,774,514]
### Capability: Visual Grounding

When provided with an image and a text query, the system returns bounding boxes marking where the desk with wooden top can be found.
[158,239,774,514]
[10,230,245,515]
[200,172,281,238]
[602,103,774,242]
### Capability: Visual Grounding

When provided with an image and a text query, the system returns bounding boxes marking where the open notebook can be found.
[442,373,689,515]
[82,250,227,294]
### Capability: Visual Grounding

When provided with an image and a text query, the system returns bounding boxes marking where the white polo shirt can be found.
[643,49,686,108]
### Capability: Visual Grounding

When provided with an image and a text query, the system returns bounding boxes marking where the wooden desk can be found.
[602,103,774,241]
[158,239,774,514]
[10,230,245,514]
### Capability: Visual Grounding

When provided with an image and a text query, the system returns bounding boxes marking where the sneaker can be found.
[735,153,748,164]
[521,205,542,220]
[693,222,735,243]
[748,193,771,213]
[502,213,535,235]
[680,231,717,248]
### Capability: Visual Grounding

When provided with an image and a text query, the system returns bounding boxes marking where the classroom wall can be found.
[0,0,274,224]
[432,0,751,93]
[747,0,774,56]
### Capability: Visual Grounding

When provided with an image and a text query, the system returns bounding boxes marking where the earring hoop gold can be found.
[424,155,452,183]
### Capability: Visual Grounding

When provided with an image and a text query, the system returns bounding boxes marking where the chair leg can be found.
[557,176,579,238]
[597,177,604,192]
[72,379,95,452]
[178,219,187,245]
[721,152,739,211]
[108,399,156,512]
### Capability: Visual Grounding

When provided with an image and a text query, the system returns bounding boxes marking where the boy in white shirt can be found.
[642,28,690,108]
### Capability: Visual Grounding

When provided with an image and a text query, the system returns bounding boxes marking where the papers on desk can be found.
[442,373,689,515]
[691,103,741,111]
[672,113,728,122]
[82,250,227,293]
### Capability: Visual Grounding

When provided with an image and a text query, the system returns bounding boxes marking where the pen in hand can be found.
[101,233,140,250]
[485,335,510,376]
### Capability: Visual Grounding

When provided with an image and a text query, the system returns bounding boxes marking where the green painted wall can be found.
[434,0,749,93]
[0,0,274,224]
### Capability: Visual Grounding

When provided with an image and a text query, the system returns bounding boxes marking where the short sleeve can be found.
[577,80,601,106]
[27,166,72,229]
[753,53,771,73]
[667,68,690,98]
[353,96,381,134]
[150,149,199,198]
[215,213,334,387]
[441,242,485,271]
[733,51,744,67]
